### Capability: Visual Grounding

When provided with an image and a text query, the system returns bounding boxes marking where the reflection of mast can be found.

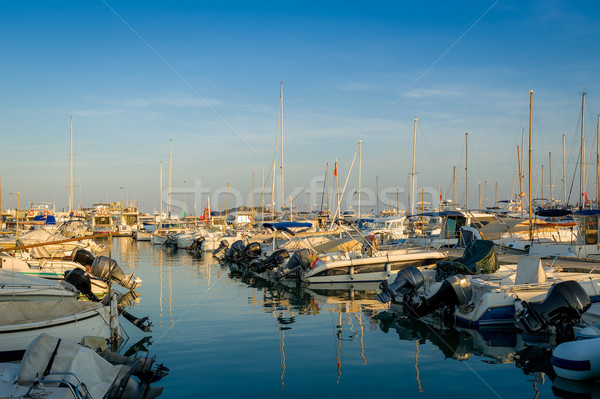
[336,310,342,383]
[356,312,367,365]
[415,341,423,392]
[278,316,286,389]
[168,257,174,336]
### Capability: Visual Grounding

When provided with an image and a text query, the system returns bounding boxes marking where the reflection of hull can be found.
[305,249,446,284]
[134,230,152,241]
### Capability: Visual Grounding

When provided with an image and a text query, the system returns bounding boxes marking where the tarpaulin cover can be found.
[435,240,499,281]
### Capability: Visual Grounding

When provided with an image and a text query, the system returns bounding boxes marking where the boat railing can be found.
[27,371,93,399]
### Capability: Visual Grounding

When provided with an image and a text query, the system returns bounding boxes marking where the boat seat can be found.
[515,256,547,285]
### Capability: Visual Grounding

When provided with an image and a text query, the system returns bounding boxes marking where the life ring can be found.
[28,210,35,216]
[43,210,50,216]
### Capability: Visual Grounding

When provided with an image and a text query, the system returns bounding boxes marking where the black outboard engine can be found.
[515,280,591,342]
[91,256,140,291]
[412,275,473,317]
[213,240,229,257]
[164,235,177,248]
[376,266,424,303]
[238,242,262,266]
[250,249,290,274]
[224,240,245,263]
[274,249,312,280]
[72,248,95,268]
[64,268,99,302]
[187,236,205,252]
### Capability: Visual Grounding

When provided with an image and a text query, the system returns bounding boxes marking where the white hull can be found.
[0,300,112,359]
[305,249,446,284]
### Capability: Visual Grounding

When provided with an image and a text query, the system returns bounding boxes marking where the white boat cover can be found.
[18,334,120,399]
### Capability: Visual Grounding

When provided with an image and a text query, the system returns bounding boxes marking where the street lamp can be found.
[120,186,124,207]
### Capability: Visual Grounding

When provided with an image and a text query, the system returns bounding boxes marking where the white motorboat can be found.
[274,246,447,284]
[0,299,113,361]
[0,333,167,399]
[378,251,600,334]
[0,270,78,301]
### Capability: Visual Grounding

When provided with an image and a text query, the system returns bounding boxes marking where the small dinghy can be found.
[552,336,600,381]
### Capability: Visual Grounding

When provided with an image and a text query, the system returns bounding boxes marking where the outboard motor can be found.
[274,249,312,280]
[91,256,141,291]
[72,248,95,268]
[238,242,262,266]
[64,268,99,302]
[515,280,591,341]
[187,236,205,252]
[376,266,424,303]
[250,249,290,274]
[224,240,245,263]
[412,275,473,317]
[213,240,229,257]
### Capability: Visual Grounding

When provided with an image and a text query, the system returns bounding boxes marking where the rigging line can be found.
[339,0,500,158]
[151,272,225,347]
[101,0,259,159]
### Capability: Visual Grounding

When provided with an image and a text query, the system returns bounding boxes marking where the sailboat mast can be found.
[563,134,567,205]
[280,82,284,212]
[69,116,73,213]
[410,118,417,215]
[465,132,469,212]
[549,152,552,201]
[168,139,172,217]
[160,161,163,216]
[596,115,599,208]
[581,91,586,209]
[452,166,456,206]
[517,145,524,218]
[358,140,362,218]
[271,85,280,214]
[528,90,533,241]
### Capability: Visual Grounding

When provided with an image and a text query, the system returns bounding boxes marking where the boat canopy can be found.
[435,240,499,281]
[410,210,464,218]
[535,209,572,217]
[33,214,56,225]
[573,209,600,217]
[263,222,312,235]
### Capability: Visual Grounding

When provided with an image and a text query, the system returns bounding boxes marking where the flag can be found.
[519,192,525,198]
[310,252,319,269]
[439,189,443,201]
[584,191,590,205]
[333,161,338,178]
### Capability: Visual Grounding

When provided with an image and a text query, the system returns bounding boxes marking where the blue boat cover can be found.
[263,222,312,230]
[573,209,600,216]
[33,214,57,225]
[535,209,572,217]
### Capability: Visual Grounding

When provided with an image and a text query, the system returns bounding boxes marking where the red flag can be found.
[333,162,338,177]
[584,191,590,205]
[439,189,443,201]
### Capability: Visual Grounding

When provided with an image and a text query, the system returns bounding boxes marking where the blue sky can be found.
[2,1,600,214]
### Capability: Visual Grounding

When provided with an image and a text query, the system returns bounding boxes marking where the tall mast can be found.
[563,134,567,205]
[271,85,280,213]
[69,116,73,213]
[410,118,417,214]
[581,91,586,209]
[358,140,362,218]
[528,90,533,241]
[376,175,379,215]
[252,170,255,217]
[280,82,284,212]
[597,115,599,208]
[465,132,469,212]
[452,166,456,206]
[517,145,524,218]
[160,161,163,216]
[549,152,552,201]
[168,139,172,217]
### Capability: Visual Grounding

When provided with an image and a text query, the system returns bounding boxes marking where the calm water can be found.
[108,237,595,398]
